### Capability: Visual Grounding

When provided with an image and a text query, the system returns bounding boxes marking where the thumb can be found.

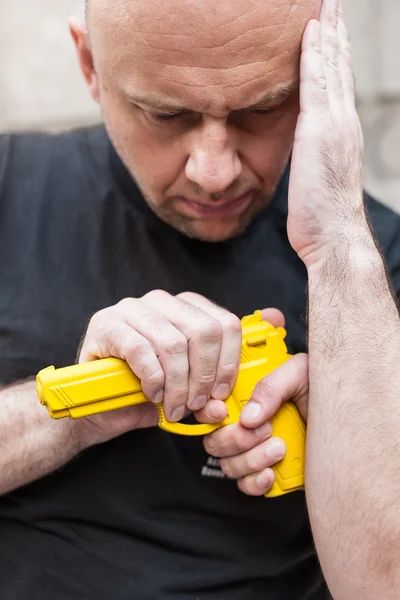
[260,307,285,328]
[240,353,309,427]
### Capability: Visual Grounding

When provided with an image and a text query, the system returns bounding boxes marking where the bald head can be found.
[73,0,320,241]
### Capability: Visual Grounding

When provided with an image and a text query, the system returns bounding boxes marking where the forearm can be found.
[305,228,400,599]
[0,380,84,496]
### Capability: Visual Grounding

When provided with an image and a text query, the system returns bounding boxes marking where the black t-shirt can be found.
[0,126,399,600]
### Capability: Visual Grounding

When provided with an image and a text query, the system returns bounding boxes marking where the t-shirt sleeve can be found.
[364,192,400,302]
[385,223,400,301]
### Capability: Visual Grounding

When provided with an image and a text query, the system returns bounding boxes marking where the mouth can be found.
[176,192,254,219]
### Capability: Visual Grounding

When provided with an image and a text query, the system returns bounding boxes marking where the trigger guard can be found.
[156,404,222,436]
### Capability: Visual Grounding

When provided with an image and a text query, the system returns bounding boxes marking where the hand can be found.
[76,291,242,445]
[203,321,308,497]
[287,0,370,269]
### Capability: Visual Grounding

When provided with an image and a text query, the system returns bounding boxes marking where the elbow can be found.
[324,534,400,600]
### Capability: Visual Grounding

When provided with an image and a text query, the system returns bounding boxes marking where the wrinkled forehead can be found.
[88,0,320,110]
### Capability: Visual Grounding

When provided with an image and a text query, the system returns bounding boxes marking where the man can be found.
[0,0,399,598]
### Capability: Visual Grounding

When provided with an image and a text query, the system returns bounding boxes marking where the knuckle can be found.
[237,477,255,496]
[203,432,220,457]
[192,318,223,342]
[247,450,263,473]
[125,340,152,360]
[161,334,188,356]
[115,297,136,312]
[142,311,171,333]
[203,436,214,455]
[234,431,251,454]
[218,361,240,381]
[177,291,205,303]
[220,458,234,479]
[196,373,217,386]
[220,314,242,335]
[144,367,165,388]
[89,307,112,329]
[142,289,171,302]
[79,340,102,361]
[254,378,275,400]
[101,326,127,357]
[203,319,224,341]
[312,75,328,92]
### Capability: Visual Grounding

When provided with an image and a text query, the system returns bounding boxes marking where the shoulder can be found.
[0,125,112,229]
[365,193,400,293]
[365,193,400,249]
[0,125,110,201]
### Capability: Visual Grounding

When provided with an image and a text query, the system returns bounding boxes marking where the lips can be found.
[177,192,253,218]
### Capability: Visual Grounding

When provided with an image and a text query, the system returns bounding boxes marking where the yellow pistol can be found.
[36,310,306,499]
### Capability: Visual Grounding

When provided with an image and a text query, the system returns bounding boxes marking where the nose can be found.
[185,118,242,194]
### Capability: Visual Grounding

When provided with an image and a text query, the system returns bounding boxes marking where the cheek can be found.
[101,95,185,197]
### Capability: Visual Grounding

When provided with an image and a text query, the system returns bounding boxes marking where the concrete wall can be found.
[0,0,399,212]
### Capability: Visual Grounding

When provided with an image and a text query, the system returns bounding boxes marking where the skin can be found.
[71,0,320,242]
[68,0,315,496]
[3,0,400,596]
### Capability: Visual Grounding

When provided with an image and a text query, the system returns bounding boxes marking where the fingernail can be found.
[191,395,208,411]
[266,439,286,459]
[242,401,261,422]
[213,384,230,400]
[171,406,185,422]
[256,470,271,489]
[254,422,272,438]
[155,390,164,404]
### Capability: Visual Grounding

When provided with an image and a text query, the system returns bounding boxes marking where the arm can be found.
[0,290,239,496]
[0,380,83,496]
[287,2,400,597]
[307,239,400,599]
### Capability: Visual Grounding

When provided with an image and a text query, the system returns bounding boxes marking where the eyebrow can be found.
[245,79,299,111]
[126,78,299,114]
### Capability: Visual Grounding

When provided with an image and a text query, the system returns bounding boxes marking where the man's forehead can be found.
[88,0,319,43]
[89,0,320,112]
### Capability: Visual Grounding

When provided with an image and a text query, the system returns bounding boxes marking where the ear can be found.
[69,17,100,104]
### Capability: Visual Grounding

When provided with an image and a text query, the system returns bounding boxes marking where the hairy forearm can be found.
[0,380,84,496]
[306,230,400,599]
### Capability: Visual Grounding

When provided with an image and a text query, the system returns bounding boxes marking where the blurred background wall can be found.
[0,0,399,212]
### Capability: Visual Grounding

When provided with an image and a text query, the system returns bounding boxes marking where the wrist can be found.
[306,221,380,277]
[307,234,391,310]
[70,417,98,451]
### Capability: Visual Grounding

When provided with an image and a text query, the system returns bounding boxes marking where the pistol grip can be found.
[265,401,306,498]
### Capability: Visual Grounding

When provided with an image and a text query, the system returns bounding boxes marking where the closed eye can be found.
[150,111,186,122]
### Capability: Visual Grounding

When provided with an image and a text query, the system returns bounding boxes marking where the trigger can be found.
[156,403,222,436]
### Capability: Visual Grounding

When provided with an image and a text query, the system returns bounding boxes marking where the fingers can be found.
[204,421,271,457]
[240,353,309,427]
[301,0,357,120]
[143,291,225,413]
[300,19,329,119]
[79,291,243,423]
[115,297,192,421]
[195,399,228,424]
[220,436,286,480]
[79,317,166,405]
[337,3,356,105]
[203,353,308,497]
[176,292,242,400]
[237,469,276,496]
[203,423,283,497]
[320,0,342,98]
[260,308,285,328]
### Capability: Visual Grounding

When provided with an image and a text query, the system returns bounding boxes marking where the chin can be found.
[151,199,266,242]
[172,215,256,242]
